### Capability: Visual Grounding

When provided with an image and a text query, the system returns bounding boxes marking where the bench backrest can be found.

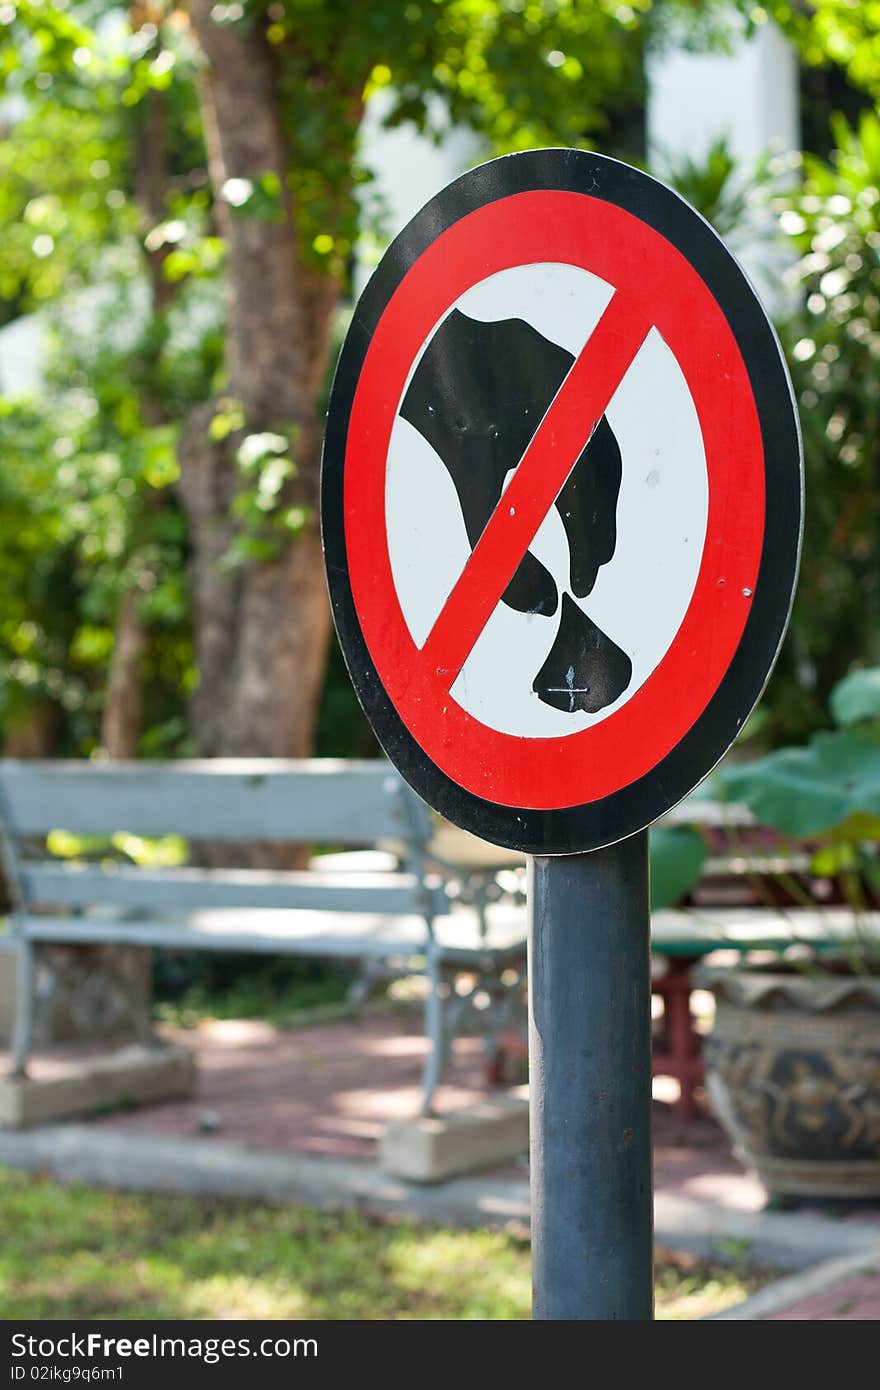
[0,759,429,842]
[0,759,447,924]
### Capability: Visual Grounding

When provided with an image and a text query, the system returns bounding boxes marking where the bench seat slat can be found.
[17,904,528,962]
[20,863,446,918]
[19,913,427,958]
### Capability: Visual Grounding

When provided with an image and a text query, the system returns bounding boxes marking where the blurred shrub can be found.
[769,113,880,741]
[660,123,880,746]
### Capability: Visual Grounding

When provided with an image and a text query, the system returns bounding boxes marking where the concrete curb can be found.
[2,1122,880,1273]
[709,1244,880,1320]
[651,1191,880,1270]
[0,1045,195,1127]
[0,1123,532,1230]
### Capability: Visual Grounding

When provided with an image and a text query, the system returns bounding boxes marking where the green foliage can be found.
[660,117,880,748]
[770,2,880,107]
[0,284,214,750]
[657,138,746,233]
[252,0,654,266]
[315,632,378,758]
[831,667,880,727]
[717,667,880,915]
[721,726,880,840]
[0,104,129,323]
[0,398,86,735]
[44,829,187,867]
[219,0,744,273]
[766,113,880,738]
[0,4,206,310]
[0,4,219,752]
[225,428,308,569]
[0,0,811,760]
[649,825,707,909]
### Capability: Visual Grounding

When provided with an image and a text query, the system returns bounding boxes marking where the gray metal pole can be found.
[529,831,654,1320]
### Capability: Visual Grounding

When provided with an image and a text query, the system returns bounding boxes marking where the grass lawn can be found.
[0,1170,774,1320]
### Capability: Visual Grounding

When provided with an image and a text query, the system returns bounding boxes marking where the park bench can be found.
[0,759,527,1115]
[1,757,870,1125]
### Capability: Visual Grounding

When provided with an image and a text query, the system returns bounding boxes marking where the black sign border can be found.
[322,149,803,855]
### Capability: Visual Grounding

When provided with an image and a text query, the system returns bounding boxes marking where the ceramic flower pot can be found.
[697,964,880,1199]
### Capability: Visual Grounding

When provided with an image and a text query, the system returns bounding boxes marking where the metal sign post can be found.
[529,836,653,1319]
[321,148,803,1322]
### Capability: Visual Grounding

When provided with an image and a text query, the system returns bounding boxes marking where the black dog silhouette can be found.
[400,308,632,712]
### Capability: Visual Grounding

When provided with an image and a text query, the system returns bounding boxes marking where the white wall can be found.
[355,92,481,292]
[646,20,800,309]
[646,21,799,168]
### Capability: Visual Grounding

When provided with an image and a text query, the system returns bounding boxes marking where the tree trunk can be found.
[178,408,332,762]
[3,700,60,758]
[181,4,338,774]
[100,586,147,759]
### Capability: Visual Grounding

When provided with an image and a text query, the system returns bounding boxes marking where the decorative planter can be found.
[697,964,880,1199]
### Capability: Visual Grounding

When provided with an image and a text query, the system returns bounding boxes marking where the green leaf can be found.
[208,401,245,442]
[649,826,707,910]
[140,425,180,489]
[230,487,259,520]
[811,842,856,877]
[720,727,880,837]
[830,667,880,727]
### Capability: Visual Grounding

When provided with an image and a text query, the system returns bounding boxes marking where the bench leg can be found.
[473,881,492,945]
[664,961,703,1120]
[10,938,35,1078]
[347,959,383,1010]
[482,969,525,1084]
[420,953,447,1116]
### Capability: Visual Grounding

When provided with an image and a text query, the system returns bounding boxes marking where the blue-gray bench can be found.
[0,759,527,1114]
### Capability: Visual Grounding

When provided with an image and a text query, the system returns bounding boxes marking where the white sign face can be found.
[385,262,709,738]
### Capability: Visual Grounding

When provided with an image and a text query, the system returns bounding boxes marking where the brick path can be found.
[85,1008,758,1206]
[94,1011,491,1160]
[767,1270,880,1320]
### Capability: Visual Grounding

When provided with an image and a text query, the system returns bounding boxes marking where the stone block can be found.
[380,1086,528,1183]
[0,1043,196,1128]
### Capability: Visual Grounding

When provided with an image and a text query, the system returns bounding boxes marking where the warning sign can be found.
[322,151,802,854]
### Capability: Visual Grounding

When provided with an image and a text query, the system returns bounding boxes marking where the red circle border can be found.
[343,190,765,811]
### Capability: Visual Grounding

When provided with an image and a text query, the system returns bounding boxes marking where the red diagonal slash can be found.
[419,289,652,687]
